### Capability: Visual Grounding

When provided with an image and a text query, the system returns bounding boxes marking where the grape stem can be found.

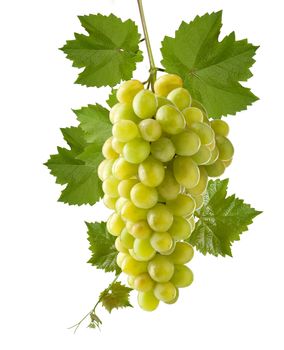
[137,0,157,90]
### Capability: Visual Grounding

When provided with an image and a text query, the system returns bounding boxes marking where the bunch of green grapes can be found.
[98,74,234,311]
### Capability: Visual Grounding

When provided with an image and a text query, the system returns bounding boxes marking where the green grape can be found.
[154,282,177,303]
[118,179,138,198]
[130,182,158,209]
[121,255,148,276]
[115,197,128,213]
[138,156,165,187]
[154,74,183,97]
[115,236,128,253]
[111,137,125,154]
[116,252,127,268]
[171,130,201,156]
[117,80,144,104]
[223,158,233,167]
[107,213,125,236]
[139,119,162,142]
[168,242,194,264]
[171,265,194,288]
[148,255,175,282]
[98,159,115,181]
[206,146,219,165]
[133,238,156,261]
[120,227,134,249]
[134,273,155,292]
[133,90,158,119]
[168,216,192,240]
[167,194,196,217]
[191,145,212,165]
[205,159,225,177]
[183,107,204,127]
[192,194,204,210]
[150,137,175,162]
[129,220,152,239]
[138,291,159,311]
[164,287,179,304]
[191,99,209,120]
[112,120,139,143]
[173,156,200,189]
[123,138,151,164]
[120,201,148,222]
[103,194,117,210]
[190,122,215,145]
[210,119,229,137]
[110,103,139,124]
[215,135,234,161]
[102,175,120,198]
[188,216,196,232]
[112,157,138,180]
[207,138,216,151]
[188,166,208,195]
[147,204,174,232]
[156,105,186,134]
[160,242,176,256]
[150,232,174,254]
[157,169,180,201]
[167,87,192,110]
[157,96,174,108]
[102,137,119,159]
[127,275,135,288]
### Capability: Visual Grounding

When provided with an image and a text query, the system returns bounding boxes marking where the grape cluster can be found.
[98,74,234,311]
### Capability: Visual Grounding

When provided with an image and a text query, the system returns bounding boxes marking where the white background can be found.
[1,0,283,349]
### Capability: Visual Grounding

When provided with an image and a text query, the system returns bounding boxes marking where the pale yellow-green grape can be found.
[118,179,138,199]
[102,175,120,198]
[188,216,196,232]
[191,145,212,165]
[112,120,139,143]
[183,107,204,127]
[154,74,183,97]
[133,90,158,119]
[117,79,144,104]
[157,169,180,201]
[98,159,115,181]
[120,200,147,222]
[130,182,158,209]
[168,216,192,240]
[103,194,117,210]
[191,99,208,120]
[173,156,200,189]
[116,252,127,268]
[156,105,186,134]
[168,242,194,264]
[112,157,138,180]
[134,273,155,292]
[215,135,234,161]
[138,119,162,142]
[207,138,216,151]
[210,119,229,137]
[223,158,233,167]
[150,232,174,254]
[148,255,175,282]
[171,265,194,288]
[115,236,128,253]
[188,166,208,195]
[138,291,159,311]
[129,220,152,239]
[160,242,176,256]
[111,137,125,154]
[133,238,156,261]
[164,287,179,304]
[127,275,135,288]
[157,96,174,108]
[192,194,204,211]
[150,137,175,162]
[147,204,174,232]
[171,130,201,156]
[107,212,125,236]
[110,103,139,124]
[154,282,177,303]
[120,227,134,249]
[115,197,128,213]
[138,156,165,187]
[121,255,148,276]
[167,194,196,217]
[123,138,151,164]
[167,87,192,110]
[206,146,219,165]
[205,159,226,177]
[190,122,215,145]
[102,137,119,159]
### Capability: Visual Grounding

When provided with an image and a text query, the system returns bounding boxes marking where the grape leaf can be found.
[86,222,120,274]
[61,14,143,87]
[107,89,118,108]
[74,104,112,144]
[100,281,132,313]
[188,179,261,256]
[161,11,259,118]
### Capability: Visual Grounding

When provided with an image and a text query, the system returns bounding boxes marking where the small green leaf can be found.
[188,179,262,256]
[100,281,132,313]
[107,89,118,108]
[86,222,121,274]
[61,14,143,87]
[161,11,259,118]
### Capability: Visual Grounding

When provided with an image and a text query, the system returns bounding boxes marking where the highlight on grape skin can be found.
[100,74,234,311]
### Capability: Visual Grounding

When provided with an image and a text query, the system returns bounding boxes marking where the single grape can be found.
[205,159,226,177]
[133,238,156,261]
[130,182,158,209]
[171,130,201,156]
[102,175,120,198]
[118,179,138,199]
[168,242,194,264]
[191,99,208,120]
[123,138,151,164]
[154,282,177,303]
[223,158,233,167]
[102,137,119,159]
[150,137,175,162]
[148,255,175,282]
[138,156,165,187]
[112,157,138,180]
[168,216,192,240]
[116,252,127,268]
[110,103,139,124]
[138,291,159,311]
[191,145,212,165]
[171,265,194,288]
[134,273,155,292]
[147,204,174,232]
[117,80,144,104]
[115,197,129,213]
[111,137,125,154]
[129,220,152,239]
[150,232,174,254]
[133,90,158,119]
[120,227,134,249]
[121,255,148,276]
[183,107,204,126]
[190,122,215,145]
[157,169,180,201]
[98,159,115,181]
[115,236,128,253]
[112,120,139,143]
[167,194,196,217]
[154,74,183,97]
[206,146,219,165]
[120,201,148,222]
[187,166,208,195]
[215,135,234,161]
[167,87,192,110]
[107,213,125,236]
[138,119,162,142]
[210,119,229,137]
[156,105,186,134]
[173,156,200,189]
[103,194,117,210]
[164,287,179,304]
